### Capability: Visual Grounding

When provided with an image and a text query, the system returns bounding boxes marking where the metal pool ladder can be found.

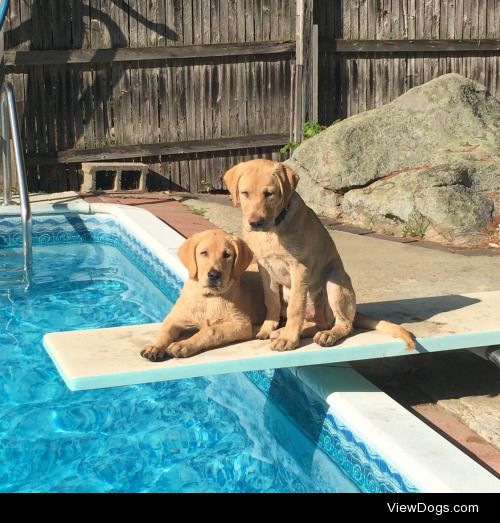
[1,80,32,284]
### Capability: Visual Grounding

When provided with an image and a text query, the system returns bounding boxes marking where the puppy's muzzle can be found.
[207,269,223,287]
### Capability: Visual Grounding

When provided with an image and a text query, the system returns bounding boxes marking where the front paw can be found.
[141,344,171,362]
[313,330,340,347]
[256,320,280,340]
[270,332,300,352]
[168,341,198,358]
[269,328,283,340]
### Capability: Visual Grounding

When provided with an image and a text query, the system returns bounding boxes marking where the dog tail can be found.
[354,312,416,350]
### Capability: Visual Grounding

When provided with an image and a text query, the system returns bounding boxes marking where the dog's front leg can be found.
[168,320,253,358]
[141,315,185,362]
[255,264,281,339]
[270,263,309,351]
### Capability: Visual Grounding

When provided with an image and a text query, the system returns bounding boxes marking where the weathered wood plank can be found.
[183,0,194,45]
[293,0,304,140]
[311,24,319,121]
[374,1,384,111]
[262,0,272,41]
[201,0,211,45]
[4,41,296,70]
[254,0,263,42]
[227,0,238,43]
[422,0,431,84]
[26,133,291,165]
[320,38,500,53]
[222,58,233,137]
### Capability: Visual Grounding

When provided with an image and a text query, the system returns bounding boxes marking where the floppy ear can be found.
[273,163,299,207]
[231,236,254,281]
[178,234,201,279]
[223,164,244,206]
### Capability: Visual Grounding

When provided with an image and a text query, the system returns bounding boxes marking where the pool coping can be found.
[289,365,500,493]
[6,198,499,493]
[88,202,188,281]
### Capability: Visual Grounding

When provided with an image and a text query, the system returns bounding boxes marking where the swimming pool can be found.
[0,208,432,493]
[0,212,364,492]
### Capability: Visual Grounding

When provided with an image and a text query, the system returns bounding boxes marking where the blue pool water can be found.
[0,240,358,493]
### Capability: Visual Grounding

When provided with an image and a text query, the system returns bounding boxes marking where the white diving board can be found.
[44,291,500,391]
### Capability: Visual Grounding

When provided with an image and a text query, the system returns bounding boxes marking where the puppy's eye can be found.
[200,251,208,256]
[241,191,249,198]
[263,191,274,198]
[222,251,231,259]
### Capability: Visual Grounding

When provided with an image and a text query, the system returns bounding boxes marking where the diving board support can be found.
[44,291,500,391]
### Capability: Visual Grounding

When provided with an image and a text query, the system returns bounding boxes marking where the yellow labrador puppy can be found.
[224,159,415,352]
[141,229,264,361]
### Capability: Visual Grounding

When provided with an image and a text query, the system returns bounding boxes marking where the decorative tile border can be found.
[0,213,183,304]
[246,369,419,493]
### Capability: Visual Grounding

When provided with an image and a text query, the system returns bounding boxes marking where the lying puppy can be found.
[141,229,264,361]
[224,159,415,352]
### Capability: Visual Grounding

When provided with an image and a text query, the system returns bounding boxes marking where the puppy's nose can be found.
[207,269,222,281]
[248,217,265,229]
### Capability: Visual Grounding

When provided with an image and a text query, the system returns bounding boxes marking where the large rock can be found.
[286,73,500,245]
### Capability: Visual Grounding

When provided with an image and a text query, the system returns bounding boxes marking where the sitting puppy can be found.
[224,159,415,352]
[141,229,264,361]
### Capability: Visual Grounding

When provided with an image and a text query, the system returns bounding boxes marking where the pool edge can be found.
[288,365,500,493]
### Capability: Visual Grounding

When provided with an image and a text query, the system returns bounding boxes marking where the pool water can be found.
[0,242,358,493]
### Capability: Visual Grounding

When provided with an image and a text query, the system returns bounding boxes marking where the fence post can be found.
[311,23,319,123]
[293,0,314,144]
[292,0,304,143]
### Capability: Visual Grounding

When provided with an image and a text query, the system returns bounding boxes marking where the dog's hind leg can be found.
[271,286,333,341]
[313,270,356,347]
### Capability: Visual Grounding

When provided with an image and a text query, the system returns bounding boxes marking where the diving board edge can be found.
[43,327,500,391]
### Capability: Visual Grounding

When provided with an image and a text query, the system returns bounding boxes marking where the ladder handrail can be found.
[1,80,32,273]
[0,1,10,31]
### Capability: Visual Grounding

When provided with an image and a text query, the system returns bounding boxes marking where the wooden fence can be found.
[315,0,500,124]
[2,0,315,193]
[1,1,499,193]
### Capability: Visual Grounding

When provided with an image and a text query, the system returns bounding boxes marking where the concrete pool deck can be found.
[82,191,500,477]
